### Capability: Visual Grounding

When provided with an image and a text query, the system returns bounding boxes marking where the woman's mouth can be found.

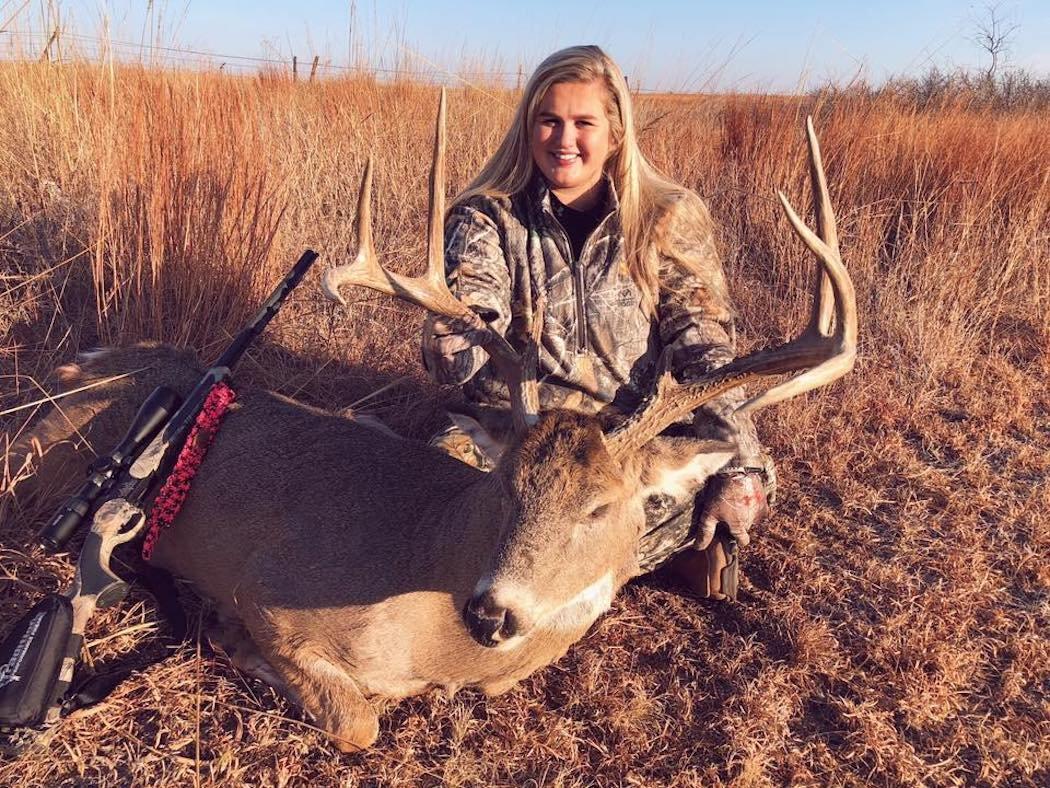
[551,152,579,167]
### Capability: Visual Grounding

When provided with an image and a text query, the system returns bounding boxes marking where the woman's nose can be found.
[554,123,576,148]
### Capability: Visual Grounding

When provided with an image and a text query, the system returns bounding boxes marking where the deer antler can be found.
[606,117,857,459]
[322,89,540,434]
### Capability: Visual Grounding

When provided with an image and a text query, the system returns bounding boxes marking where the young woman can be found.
[422,45,774,584]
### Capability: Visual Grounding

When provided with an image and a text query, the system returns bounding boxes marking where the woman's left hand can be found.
[695,472,768,549]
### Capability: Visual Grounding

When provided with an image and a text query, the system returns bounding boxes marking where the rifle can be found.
[0,250,318,733]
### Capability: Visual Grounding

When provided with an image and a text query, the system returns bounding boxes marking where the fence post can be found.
[293,55,298,81]
[39,28,59,63]
[309,55,320,81]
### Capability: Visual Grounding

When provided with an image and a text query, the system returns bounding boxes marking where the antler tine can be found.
[321,95,464,318]
[425,88,448,293]
[321,89,540,434]
[518,294,546,420]
[738,136,857,414]
[606,118,857,458]
[806,116,837,338]
[321,157,375,306]
[321,90,482,319]
[358,157,375,267]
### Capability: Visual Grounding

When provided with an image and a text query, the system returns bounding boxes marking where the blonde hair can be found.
[452,45,706,313]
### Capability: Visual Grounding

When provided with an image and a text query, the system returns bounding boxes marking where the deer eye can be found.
[588,503,610,520]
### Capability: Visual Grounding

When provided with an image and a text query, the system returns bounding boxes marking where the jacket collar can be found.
[527,170,620,219]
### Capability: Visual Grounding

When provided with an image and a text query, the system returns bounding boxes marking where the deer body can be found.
[11,342,665,749]
[148,372,619,699]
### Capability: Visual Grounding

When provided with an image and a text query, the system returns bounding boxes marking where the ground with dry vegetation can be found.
[0,62,1047,786]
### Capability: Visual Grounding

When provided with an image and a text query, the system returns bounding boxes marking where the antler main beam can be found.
[607,118,857,459]
[321,89,540,434]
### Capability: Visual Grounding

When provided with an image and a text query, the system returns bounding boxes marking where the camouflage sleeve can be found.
[421,203,512,385]
[655,194,767,467]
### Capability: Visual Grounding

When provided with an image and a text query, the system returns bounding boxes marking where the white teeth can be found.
[554,153,578,161]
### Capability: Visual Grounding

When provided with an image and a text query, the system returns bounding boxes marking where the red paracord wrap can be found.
[142,383,236,561]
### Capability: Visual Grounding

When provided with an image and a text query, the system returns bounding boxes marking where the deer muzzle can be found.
[462,590,522,648]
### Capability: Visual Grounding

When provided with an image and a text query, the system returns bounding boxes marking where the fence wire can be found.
[0,28,668,93]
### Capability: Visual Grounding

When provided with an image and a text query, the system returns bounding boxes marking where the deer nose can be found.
[463,592,519,647]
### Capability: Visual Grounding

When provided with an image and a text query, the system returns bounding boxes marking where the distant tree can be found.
[971,3,1020,80]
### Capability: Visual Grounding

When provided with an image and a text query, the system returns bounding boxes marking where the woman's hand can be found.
[695,472,768,549]
[422,314,487,366]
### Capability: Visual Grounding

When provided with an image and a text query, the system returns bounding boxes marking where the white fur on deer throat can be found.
[542,571,615,632]
[642,450,736,503]
[473,571,615,649]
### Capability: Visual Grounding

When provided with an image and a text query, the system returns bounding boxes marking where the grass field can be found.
[0,61,1047,786]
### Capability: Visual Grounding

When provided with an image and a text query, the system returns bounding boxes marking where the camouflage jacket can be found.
[423,175,765,465]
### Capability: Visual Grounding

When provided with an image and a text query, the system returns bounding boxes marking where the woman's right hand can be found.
[422,314,487,366]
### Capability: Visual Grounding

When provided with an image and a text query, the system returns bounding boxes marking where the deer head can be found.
[456,411,736,646]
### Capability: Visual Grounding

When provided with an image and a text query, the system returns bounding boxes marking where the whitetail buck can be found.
[3,93,855,751]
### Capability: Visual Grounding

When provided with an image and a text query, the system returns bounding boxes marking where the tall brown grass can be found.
[1,61,1047,786]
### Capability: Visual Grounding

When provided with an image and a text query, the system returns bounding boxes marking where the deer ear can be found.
[626,436,737,503]
[446,412,507,467]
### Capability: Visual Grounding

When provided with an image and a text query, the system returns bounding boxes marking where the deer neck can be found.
[413,473,506,591]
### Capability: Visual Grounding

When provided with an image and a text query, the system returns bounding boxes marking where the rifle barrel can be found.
[159,250,319,445]
[214,250,319,372]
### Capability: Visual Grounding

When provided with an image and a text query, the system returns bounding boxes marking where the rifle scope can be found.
[36,386,182,553]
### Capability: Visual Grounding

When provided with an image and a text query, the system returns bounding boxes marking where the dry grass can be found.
[0,61,1047,786]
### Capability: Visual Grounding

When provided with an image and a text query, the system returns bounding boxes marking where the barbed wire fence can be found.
[0,28,667,94]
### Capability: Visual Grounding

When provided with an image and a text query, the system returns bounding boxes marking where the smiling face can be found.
[530,80,614,209]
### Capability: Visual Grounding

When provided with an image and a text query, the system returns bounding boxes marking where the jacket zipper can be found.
[572,212,614,355]
[573,260,589,352]
[549,206,613,356]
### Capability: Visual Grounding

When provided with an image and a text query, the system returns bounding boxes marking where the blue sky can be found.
[4,1,1048,91]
